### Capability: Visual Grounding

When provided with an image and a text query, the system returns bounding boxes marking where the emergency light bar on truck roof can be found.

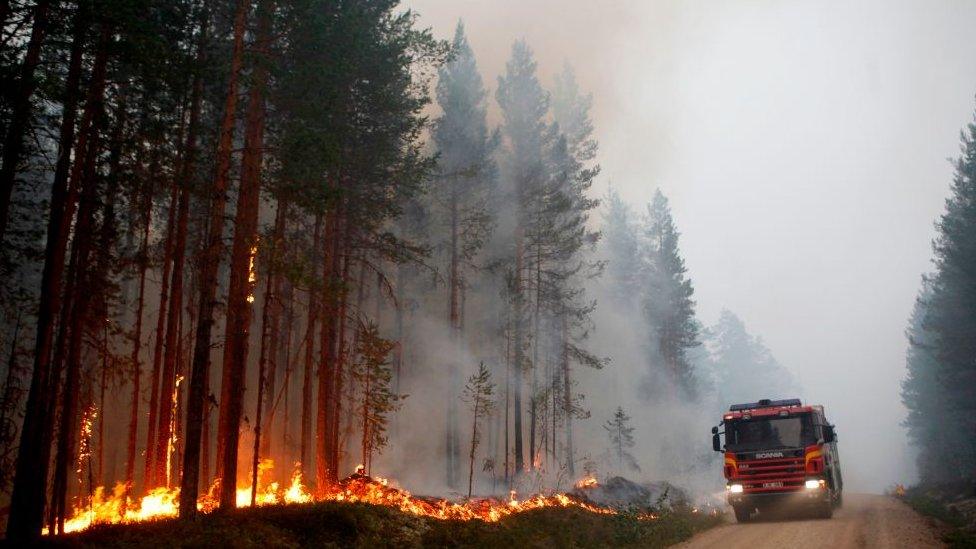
[729,398,802,411]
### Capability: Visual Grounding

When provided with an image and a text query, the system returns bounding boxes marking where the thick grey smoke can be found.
[405,0,976,493]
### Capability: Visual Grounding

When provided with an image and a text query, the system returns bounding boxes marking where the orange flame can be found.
[574,476,598,489]
[46,465,654,536]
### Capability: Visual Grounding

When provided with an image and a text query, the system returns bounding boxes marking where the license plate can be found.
[762,482,783,488]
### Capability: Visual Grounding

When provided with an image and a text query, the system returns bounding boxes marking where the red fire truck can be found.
[711,398,843,522]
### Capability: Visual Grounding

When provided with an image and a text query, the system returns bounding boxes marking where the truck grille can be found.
[736,455,805,493]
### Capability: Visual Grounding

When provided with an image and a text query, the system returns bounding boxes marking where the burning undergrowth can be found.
[42,475,723,549]
[44,463,685,537]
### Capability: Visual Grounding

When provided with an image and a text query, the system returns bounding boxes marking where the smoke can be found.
[400,0,976,495]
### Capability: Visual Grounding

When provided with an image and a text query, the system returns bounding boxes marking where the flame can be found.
[77,404,97,477]
[574,476,598,489]
[47,464,654,536]
[246,242,258,303]
[166,375,184,487]
[318,474,614,522]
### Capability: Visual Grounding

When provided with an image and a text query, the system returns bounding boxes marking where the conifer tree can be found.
[462,362,495,498]
[496,39,551,475]
[604,406,639,474]
[601,188,640,303]
[925,113,976,467]
[702,310,798,407]
[352,321,402,474]
[432,20,497,488]
[639,190,699,398]
[902,280,969,483]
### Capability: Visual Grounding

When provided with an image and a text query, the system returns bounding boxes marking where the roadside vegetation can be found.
[901,485,976,549]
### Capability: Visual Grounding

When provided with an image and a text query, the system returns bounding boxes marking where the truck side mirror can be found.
[711,426,719,435]
[823,425,835,443]
[712,433,722,452]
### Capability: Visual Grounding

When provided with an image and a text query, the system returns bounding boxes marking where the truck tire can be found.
[834,491,844,508]
[733,506,752,523]
[817,502,834,519]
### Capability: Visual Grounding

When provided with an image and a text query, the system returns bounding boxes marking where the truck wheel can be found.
[733,506,752,523]
[817,502,834,519]
[834,492,843,508]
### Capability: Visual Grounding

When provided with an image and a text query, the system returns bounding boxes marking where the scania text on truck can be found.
[711,398,843,522]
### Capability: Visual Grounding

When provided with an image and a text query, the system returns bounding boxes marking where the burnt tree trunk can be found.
[303,215,321,481]
[325,208,348,483]
[126,182,151,497]
[258,199,286,458]
[512,228,525,476]
[234,0,275,507]
[180,0,246,517]
[154,134,192,487]
[315,211,335,489]
[144,177,178,487]
[51,91,106,533]
[446,177,461,488]
[6,17,106,540]
[561,315,574,476]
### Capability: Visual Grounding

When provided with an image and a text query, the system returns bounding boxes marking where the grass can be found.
[903,486,976,549]
[34,500,723,548]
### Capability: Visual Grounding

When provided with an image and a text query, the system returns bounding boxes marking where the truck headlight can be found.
[728,483,744,493]
[804,479,825,490]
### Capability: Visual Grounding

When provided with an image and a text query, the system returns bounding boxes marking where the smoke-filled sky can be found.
[404,0,976,492]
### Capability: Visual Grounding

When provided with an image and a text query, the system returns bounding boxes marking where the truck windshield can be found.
[726,414,814,452]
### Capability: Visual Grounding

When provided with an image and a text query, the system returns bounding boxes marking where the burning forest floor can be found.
[31,472,723,548]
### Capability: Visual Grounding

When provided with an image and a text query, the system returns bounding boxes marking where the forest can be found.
[0,0,797,541]
[901,114,976,490]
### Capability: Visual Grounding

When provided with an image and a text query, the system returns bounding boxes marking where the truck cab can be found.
[711,398,843,522]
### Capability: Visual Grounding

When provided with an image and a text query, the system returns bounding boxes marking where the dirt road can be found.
[678,493,944,548]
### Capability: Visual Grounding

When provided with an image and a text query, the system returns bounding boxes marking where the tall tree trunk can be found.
[144,178,178,487]
[391,262,404,442]
[316,211,335,489]
[530,233,541,469]
[504,316,511,486]
[220,0,272,509]
[98,329,108,486]
[126,185,151,498]
[468,398,479,499]
[512,229,525,475]
[154,145,192,487]
[446,179,461,488]
[281,278,295,457]
[180,0,246,517]
[561,315,574,476]
[6,19,106,541]
[0,310,22,458]
[258,200,287,458]
[0,0,51,241]
[303,215,321,481]
[327,211,349,482]
[51,98,105,534]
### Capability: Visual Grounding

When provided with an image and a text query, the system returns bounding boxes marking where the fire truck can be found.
[711,398,843,522]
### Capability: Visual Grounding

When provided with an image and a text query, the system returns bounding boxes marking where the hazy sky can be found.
[404,0,976,492]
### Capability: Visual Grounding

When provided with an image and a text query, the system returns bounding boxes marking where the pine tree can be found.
[902,279,970,483]
[432,20,497,489]
[703,310,798,407]
[925,112,976,458]
[496,39,551,475]
[352,321,402,474]
[639,190,699,398]
[462,362,495,498]
[601,187,640,303]
[545,66,604,475]
[604,406,639,474]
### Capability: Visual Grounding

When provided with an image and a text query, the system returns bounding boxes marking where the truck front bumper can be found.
[727,489,830,509]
